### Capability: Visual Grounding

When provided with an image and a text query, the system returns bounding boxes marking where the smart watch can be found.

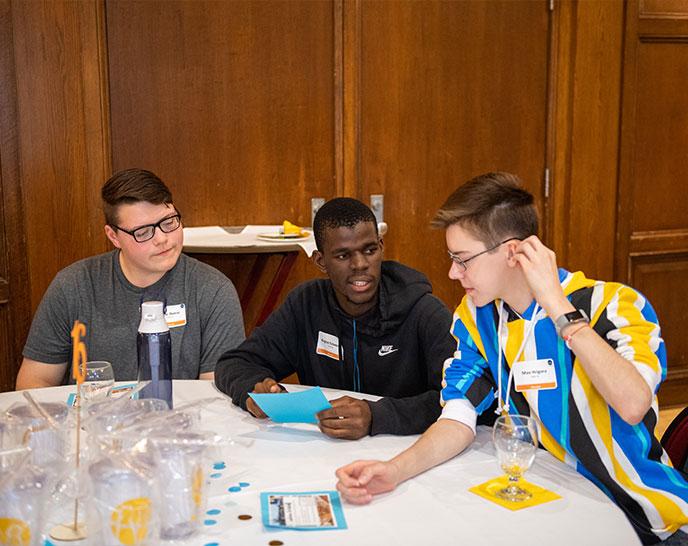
[554,309,590,337]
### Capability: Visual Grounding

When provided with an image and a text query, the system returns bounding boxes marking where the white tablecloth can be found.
[1,381,640,546]
[182,226,317,256]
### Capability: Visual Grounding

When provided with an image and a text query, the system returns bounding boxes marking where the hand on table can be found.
[335,459,400,504]
[511,236,573,317]
[317,396,372,440]
[246,378,285,418]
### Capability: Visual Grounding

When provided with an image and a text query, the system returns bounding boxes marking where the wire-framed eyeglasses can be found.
[112,213,182,243]
[447,237,520,272]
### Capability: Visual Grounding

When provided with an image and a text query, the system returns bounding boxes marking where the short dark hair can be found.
[313,197,378,251]
[431,172,538,245]
[101,169,174,225]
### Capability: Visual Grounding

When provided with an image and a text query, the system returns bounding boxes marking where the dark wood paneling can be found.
[353,0,550,307]
[640,0,688,18]
[12,0,111,312]
[107,0,337,229]
[0,1,39,391]
[550,0,624,281]
[618,0,688,406]
[632,41,688,232]
[631,254,688,406]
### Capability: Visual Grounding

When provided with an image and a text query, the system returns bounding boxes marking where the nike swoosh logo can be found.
[378,348,399,357]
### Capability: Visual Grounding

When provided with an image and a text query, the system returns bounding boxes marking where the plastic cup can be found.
[0,456,49,546]
[88,457,155,546]
[153,433,208,540]
[5,402,69,467]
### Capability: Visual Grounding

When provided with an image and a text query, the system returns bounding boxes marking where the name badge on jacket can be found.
[316,331,340,361]
[512,358,557,392]
[164,303,187,328]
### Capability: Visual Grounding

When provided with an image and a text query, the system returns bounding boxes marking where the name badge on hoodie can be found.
[316,331,340,361]
[164,304,187,328]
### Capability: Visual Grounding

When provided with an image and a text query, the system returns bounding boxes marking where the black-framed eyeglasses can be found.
[112,213,182,243]
[447,237,519,272]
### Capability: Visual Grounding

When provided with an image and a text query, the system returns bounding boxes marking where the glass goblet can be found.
[79,361,115,405]
[492,414,538,502]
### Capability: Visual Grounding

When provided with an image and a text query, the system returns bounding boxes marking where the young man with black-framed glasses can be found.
[336,172,688,545]
[17,168,245,389]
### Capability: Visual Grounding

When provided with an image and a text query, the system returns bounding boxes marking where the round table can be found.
[1,380,640,546]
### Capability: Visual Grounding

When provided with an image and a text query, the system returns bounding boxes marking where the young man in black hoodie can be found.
[214,197,458,440]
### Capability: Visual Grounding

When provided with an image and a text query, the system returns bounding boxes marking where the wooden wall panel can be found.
[11,0,111,312]
[632,254,688,405]
[106,0,337,229]
[640,0,688,18]
[632,42,688,233]
[353,0,550,307]
[550,0,624,282]
[0,0,32,391]
[618,0,688,406]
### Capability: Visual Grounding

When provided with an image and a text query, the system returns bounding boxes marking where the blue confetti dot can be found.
[206,508,221,515]
[210,473,222,479]
[228,486,241,492]
[204,519,217,526]
[239,482,250,488]
[213,462,226,470]
[204,543,219,546]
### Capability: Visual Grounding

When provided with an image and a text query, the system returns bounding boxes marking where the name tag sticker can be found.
[513,358,557,392]
[316,331,340,361]
[165,303,187,328]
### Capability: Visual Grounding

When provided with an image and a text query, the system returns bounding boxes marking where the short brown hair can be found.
[432,172,538,245]
[101,169,173,225]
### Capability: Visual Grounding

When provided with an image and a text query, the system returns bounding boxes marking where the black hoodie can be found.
[214,261,456,435]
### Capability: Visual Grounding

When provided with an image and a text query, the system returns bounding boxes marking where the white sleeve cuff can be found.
[439,398,478,435]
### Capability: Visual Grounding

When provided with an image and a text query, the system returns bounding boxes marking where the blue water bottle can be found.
[137,301,173,408]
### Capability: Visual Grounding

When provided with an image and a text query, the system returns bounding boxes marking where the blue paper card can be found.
[260,491,347,530]
[248,387,332,424]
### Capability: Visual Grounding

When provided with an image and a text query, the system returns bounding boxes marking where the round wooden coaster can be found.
[238,514,253,520]
[268,541,284,546]
[50,523,87,541]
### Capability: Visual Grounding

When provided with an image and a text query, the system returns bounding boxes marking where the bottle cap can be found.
[138,301,169,334]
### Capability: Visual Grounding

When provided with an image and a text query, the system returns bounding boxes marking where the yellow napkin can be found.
[469,475,561,511]
[282,220,308,237]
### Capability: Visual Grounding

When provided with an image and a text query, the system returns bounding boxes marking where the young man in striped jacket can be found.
[336,172,688,545]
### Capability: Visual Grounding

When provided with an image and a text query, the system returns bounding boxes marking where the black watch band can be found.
[554,309,590,337]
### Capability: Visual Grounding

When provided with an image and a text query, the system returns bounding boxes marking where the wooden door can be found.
[617,0,688,406]
[348,0,551,308]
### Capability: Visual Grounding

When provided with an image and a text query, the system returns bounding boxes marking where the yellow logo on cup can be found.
[0,517,31,546]
[110,497,151,545]
[191,465,204,521]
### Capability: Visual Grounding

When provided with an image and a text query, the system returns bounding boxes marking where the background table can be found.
[183,226,316,332]
[1,381,641,546]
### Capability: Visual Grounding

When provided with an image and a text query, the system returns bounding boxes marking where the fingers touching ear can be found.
[506,241,519,267]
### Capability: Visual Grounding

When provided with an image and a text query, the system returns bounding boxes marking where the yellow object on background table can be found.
[469,475,562,511]
[282,220,307,236]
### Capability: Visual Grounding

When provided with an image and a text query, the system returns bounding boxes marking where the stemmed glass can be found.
[492,414,538,502]
[79,361,115,404]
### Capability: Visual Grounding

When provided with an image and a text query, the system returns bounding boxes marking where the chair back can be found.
[661,407,688,474]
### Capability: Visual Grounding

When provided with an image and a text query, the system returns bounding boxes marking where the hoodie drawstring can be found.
[352,319,360,392]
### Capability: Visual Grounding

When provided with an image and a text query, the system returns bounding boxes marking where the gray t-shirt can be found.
[23,250,245,381]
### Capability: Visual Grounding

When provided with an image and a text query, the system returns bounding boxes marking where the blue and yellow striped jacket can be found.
[442,269,688,544]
